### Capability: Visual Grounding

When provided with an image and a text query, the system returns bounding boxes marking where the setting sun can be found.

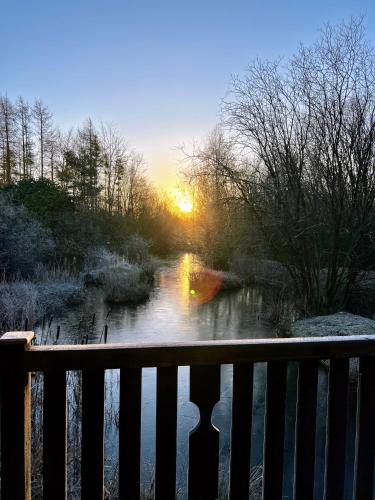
[172,189,193,214]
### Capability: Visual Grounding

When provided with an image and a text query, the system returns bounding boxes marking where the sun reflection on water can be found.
[179,252,196,314]
[177,253,224,312]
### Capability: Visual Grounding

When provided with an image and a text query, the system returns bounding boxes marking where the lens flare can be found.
[188,269,223,305]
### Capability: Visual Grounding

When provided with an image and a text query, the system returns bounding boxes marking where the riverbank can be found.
[0,247,157,334]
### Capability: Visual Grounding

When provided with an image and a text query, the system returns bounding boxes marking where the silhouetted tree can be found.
[32,99,53,179]
[222,18,375,312]
[16,97,34,179]
[0,96,17,185]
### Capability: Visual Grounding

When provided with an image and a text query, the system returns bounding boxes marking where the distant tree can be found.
[32,99,53,179]
[16,97,34,178]
[122,152,147,219]
[185,127,246,268]
[59,120,102,208]
[0,96,17,185]
[100,123,128,213]
[46,128,58,182]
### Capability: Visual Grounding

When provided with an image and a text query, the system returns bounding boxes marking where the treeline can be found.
[0,96,152,216]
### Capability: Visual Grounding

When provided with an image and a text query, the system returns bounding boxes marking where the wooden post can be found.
[155,366,178,500]
[81,368,105,500]
[0,331,34,500]
[324,359,349,499]
[263,361,287,500]
[294,360,318,500]
[230,363,254,500]
[188,365,221,500]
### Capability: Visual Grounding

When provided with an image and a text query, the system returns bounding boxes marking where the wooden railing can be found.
[1,332,375,499]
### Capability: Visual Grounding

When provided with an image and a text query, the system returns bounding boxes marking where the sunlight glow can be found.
[172,189,193,214]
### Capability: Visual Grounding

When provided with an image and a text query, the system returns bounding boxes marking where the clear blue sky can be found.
[3,0,375,184]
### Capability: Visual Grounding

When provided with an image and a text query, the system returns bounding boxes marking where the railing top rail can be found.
[9,335,375,371]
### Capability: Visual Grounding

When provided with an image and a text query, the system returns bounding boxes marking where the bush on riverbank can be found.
[102,264,153,305]
[83,246,156,305]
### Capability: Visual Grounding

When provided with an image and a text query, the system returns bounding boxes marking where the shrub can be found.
[102,265,151,305]
[0,193,55,277]
[5,178,73,226]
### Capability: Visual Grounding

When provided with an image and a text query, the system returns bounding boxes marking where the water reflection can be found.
[34,255,304,499]
[36,253,276,345]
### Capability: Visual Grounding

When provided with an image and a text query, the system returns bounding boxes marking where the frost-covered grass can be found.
[0,276,84,333]
[0,241,157,333]
[83,246,156,305]
[102,264,152,305]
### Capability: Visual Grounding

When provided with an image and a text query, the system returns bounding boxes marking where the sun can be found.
[176,193,193,213]
[173,190,193,214]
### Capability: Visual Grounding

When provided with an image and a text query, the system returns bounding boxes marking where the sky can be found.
[2,0,375,187]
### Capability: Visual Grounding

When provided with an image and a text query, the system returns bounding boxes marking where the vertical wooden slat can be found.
[229,363,254,500]
[43,370,67,499]
[354,357,375,499]
[0,332,34,500]
[119,367,142,500]
[263,361,287,500]
[188,365,221,500]
[155,366,178,500]
[324,358,349,499]
[294,360,319,500]
[81,369,105,500]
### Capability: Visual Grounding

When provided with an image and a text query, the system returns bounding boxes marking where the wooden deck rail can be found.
[1,332,375,499]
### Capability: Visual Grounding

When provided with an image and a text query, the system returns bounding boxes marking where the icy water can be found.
[35,254,356,499]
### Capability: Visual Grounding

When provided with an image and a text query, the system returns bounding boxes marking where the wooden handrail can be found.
[23,335,375,371]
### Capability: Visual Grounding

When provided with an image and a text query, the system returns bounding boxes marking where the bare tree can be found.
[16,97,34,178]
[32,99,53,179]
[100,123,128,213]
[185,127,249,268]
[0,95,17,184]
[221,18,375,313]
